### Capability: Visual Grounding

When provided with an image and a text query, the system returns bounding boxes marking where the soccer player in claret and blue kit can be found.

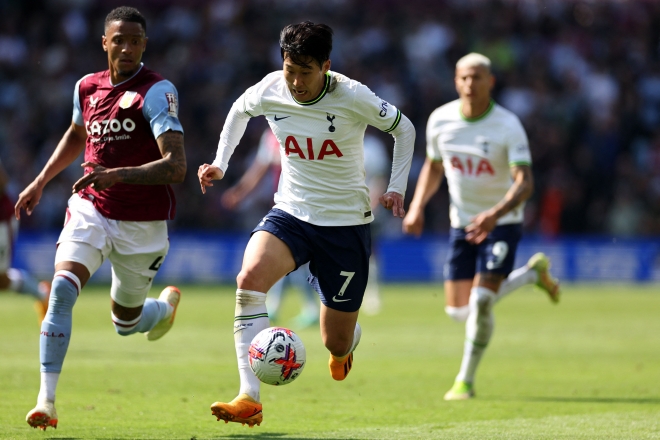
[198,21,415,427]
[15,6,186,431]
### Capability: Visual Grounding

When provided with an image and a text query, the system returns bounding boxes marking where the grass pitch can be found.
[1,282,660,439]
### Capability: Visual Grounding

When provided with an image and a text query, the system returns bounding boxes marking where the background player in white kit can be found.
[198,21,415,427]
[221,128,320,328]
[15,7,186,430]
[402,53,560,400]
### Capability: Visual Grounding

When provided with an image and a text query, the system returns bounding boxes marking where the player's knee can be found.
[236,268,271,293]
[445,305,470,322]
[49,271,80,314]
[236,268,257,290]
[469,286,496,314]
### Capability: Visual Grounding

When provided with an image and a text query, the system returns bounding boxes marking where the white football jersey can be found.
[236,70,404,226]
[426,99,532,228]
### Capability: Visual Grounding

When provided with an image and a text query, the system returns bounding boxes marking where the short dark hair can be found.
[279,21,333,69]
[105,6,147,33]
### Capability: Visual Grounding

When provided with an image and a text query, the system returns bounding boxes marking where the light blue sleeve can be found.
[142,80,184,139]
[72,77,85,126]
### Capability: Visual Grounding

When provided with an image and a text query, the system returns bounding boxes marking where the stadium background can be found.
[2,0,660,282]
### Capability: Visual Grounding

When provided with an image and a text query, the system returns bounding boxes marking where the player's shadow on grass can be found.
[43,438,81,440]
[210,435,351,440]
[43,438,94,440]
[44,435,352,440]
[519,396,660,404]
[41,437,342,440]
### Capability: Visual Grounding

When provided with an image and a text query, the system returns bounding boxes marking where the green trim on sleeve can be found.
[509,161,531,167]
[242,95,254,117]
[384,109,402,133]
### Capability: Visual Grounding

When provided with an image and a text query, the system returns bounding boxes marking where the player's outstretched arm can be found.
[15,121,87,219]
[72,130,186,194]
[198,164,224,194]
[402,158,444,237]
[465,165,533,244]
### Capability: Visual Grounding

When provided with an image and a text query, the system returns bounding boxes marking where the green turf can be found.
[2,283,660,439]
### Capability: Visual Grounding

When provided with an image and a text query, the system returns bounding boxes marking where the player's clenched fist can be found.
[402,208,424,237]
[198,164,224,194]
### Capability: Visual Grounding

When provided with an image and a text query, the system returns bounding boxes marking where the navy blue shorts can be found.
[444,224,522,281]
[252,209,371,312]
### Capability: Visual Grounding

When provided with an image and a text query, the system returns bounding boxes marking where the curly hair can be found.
[104,6,147,33]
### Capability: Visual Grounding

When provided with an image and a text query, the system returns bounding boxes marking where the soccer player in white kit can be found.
[198,22,415,427]
[403,53,560,400]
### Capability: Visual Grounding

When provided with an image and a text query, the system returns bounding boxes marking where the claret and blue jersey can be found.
[72,63,183,221]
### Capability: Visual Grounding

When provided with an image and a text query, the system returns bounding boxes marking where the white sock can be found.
[37,372,59,404]
[333,322,362,359]
[496,264,537,302]
[348,322,361,355]
[234,289,269,402]
[445,305,470,322]
[456,286,496,385]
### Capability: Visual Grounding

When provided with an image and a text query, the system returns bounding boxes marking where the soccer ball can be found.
[248,327,306,386]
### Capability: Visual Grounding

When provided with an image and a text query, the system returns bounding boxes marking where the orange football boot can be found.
[211,393,263,427]
[329,352,354,381]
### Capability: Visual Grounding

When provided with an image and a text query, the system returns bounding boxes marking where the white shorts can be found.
[56,194,169,308]
[0,217,18,272]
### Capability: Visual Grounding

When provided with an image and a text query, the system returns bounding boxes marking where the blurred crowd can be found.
[1,0,660,237]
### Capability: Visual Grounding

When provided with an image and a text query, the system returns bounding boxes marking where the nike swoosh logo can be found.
[332,296,352,302]
[274,115,290,121]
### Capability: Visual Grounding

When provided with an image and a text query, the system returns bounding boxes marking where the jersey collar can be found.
[292,71,331,106]
[110,63,144,87]
[459,99,495,122]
